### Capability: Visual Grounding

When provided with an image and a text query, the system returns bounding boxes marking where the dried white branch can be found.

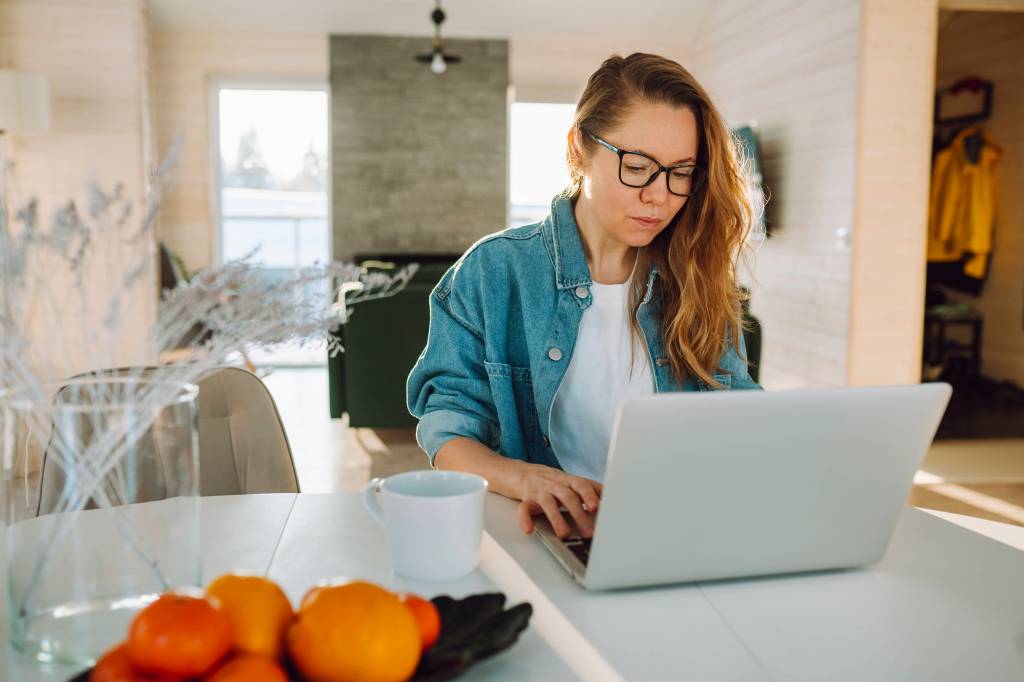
[1,141,418,615]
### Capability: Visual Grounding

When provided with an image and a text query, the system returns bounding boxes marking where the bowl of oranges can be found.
[75,573,532,682]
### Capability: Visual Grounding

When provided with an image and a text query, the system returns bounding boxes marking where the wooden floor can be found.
[911,439,1024,527]
[264,367,1024,528]
[261,367,427,493]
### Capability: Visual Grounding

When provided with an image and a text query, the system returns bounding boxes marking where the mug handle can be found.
[363,477,386,527]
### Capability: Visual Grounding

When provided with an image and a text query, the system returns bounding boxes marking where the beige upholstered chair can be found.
[37,366,299,514]
[192,366,299,495]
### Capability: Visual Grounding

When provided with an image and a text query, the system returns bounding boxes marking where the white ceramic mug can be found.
[363,470,488,581]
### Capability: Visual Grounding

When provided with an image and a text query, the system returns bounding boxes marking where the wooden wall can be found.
[692,1,863,388]
[694,0,943,388]
[150,30,327,271]
[847,0,939,386]
[0,0,156,379]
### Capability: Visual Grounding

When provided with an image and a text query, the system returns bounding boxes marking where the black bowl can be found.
[414,592,533,681]
[69,592,532,682]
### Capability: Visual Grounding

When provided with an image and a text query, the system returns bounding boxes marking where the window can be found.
[214,84,330,366]
[509,102,575,227]
[216,86,329,271]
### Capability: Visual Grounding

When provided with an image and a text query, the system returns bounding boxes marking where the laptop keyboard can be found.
[562,536,593,566]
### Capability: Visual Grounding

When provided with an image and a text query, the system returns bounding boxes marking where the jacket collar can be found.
[545,194,591,290]
[544,194,661,296]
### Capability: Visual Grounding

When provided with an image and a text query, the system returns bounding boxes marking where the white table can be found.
[487,496,1024,681]
[4,493,1023,681]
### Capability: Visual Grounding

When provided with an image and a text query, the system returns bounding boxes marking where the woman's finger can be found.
[568,479,601,515]
[554,486,594,538]
[518,499,536,534]
[538,493,571,538]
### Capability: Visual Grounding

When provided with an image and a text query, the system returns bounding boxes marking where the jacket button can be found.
[656,357,669,366]
[542,434,550,447]
[548,347,563,361]
[574,286,588,299]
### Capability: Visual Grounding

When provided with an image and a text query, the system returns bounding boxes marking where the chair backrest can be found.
[37,366,298,514]
[195,366,299,495]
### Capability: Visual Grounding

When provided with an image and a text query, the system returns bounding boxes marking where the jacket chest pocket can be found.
[699,373,733,391]
[483,361,537,458]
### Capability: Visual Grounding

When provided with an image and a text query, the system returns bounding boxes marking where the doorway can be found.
[923,9,1024,440]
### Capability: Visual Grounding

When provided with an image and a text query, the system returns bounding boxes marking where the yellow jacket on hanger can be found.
[927,125,1001,279]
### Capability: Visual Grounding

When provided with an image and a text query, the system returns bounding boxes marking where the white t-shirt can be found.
[548,277,655,482]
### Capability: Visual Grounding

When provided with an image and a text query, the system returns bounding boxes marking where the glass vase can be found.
[1,376,200,665]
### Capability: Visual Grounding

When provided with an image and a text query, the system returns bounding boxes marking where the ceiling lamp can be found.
[414,1,461,75]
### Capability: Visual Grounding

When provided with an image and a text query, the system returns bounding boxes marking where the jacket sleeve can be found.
[406,269,500,466]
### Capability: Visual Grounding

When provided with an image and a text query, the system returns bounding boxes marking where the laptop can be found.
[535,383,952,590]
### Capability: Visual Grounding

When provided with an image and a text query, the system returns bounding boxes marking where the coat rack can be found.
[933,76,994,159]
[934,76,994,126]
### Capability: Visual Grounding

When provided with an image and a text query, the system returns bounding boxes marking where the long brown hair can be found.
[565,53,759,387]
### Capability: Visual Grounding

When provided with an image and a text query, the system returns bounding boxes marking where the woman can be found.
[407,53,762,540]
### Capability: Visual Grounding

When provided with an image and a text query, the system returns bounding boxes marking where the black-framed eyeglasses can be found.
[585,130,704,197]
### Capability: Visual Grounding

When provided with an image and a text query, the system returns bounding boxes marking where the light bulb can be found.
[430,52,447,74]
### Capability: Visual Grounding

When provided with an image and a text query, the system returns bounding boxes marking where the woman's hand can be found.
[432,438,602,539]
[516,463,603,539]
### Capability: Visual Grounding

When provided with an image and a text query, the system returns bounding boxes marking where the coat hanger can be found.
[933,76,994,161]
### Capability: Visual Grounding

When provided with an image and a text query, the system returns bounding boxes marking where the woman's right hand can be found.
[516,463,603,539]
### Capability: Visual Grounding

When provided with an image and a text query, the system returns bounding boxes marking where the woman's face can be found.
[580,100,699,248]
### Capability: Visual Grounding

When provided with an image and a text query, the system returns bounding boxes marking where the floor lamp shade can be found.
[0,70,50,134]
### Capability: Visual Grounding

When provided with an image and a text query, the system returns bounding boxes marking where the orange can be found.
[297,576,362,611]
[91,642,136,682]
[298,577,350,611]
[399,594,441,651]
[205,573,294,659]
[287,580,421,682]
[91,641,179,682]
[128,593,232,678]
[203,654,289,682]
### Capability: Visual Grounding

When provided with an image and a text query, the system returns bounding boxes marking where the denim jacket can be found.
[406,194,761,469]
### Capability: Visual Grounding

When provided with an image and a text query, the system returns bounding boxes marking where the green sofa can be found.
[329,254,458,427]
